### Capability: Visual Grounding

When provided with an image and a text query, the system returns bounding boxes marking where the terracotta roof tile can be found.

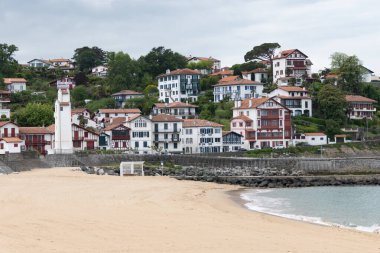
[98,108,141,114]
[3,78,27,84]
[304,132,326,136]
[19,127,53,134]
[183,119,223,128]
[345,95,377,103]
[2,137,23,143]
[154,102,198,108]
[235,97,271,109]
[215,76,260,86]
[157,68,200,78]
[232,115,253,122]
[111,90,144,96]
[46,124,55,133]
[209,70,233,76]
[111,117,126,124]
[278,86,307,92]
[151,114,183,122]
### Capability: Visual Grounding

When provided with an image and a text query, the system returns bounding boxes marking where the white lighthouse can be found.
[54,89,73,154]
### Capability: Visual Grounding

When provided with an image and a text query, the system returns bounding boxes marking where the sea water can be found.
[241,186,380,232]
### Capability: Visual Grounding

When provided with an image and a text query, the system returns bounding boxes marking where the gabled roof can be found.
[183,119,223,128]
[3,78,27,84]
[154,102,198,108]
[72,123,100,136]
[246,68,268,74]
[19,127,54,134]
[222,131,243,137]
[232,115,253,123]
[360,65,374,74]
[126,114,144,122]
[345,95,377,103]
[157,68,201,78]
[27,59,53,65]
[234,97,289,110]
[98,108,141,114]
[188,56,219,62]
[304,132,326,137]
[104,123,129,131]
[1,137,23,143]
[209,70,234,76]
[0,121,17,127]
[278,86,307,92]
[49,58,72,63]
[71,108,90,115]
[46,124,55,133]
[151,114,183,122]
[214,76,261,86]
[273,49,308,60]
[111,90,144,96]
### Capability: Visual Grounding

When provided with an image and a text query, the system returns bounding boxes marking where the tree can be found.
[13,103,54,127]
[74,72,89,85]
[71,86,90,107]
[107,51,141,92]
[124,96,158,115]
[230,61,266,73]
[187,60,213,70]
[73,46,106,71]
[85,97,115,112]
[138,46,187,78]
[0,43,19,77]
[143,84,159,96]
[316,84,347,123]
[244,43,280,82]
[330,52,364,94]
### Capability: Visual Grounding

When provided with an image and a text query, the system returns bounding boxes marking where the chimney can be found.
[149,115,152,120]
[249,99,252,108]
[166,69,170,74]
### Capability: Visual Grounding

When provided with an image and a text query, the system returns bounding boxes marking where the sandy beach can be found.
[0,168,379,253]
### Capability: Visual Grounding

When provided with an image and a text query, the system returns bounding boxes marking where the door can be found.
[87,141,95,150]
[11,128,15,137]
[4,128,8,137]
[74,131,79,140]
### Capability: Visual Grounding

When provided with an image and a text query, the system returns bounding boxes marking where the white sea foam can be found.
[241,190,380,233]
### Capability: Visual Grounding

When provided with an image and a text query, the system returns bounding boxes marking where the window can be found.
[123,142,127,148]
[143,141,148,147]
[164,143,168,149]
[60,107,63,111]
[164,123,168,130]
[311,138,315,141]
[114,142,119,148]
[174,143,178,149]
[135,142,139,148]
[305,101,309,108]
[320,137,324,140]
[84,132,88,138]
[232,123,236,127]
[214,128,221,133]
[239,123,243,127]
[215,138,221,143]
[14,144,18,148]
[246,111,249,116]
[164,134,168,139]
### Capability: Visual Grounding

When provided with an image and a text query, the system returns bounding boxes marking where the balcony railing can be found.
[112,135,130,140]
[25,140,51,145]
[73,136,84,141]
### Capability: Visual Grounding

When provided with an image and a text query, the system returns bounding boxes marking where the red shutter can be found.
[11,128,15,137]
[4,128,8,137]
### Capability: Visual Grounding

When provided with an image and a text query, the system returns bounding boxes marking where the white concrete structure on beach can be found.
[54,89,73,154]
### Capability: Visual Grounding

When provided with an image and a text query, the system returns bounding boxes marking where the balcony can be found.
[73,136,84,141]
[25,140,51,145]
[112,135,130,140]
[1,134,20,138]
[260,115,280,119]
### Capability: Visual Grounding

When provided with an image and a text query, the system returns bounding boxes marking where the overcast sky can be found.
[1,0,379,74]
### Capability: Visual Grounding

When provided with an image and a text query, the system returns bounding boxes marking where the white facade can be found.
[92,65,108,77]
[152,102,198,119]
[158,69,201,103]
[269,86,312,117]
[96,109,141,124]
[152,115,183,154]
[222,131,244,152]
[182,119,223,154]
[52,77,76,90]
[242,68,268,83]
[273,49,312,85]
[292,133,328,146]
[19,127,55,155]
[54,89,73,154]
[27,59,53,68]
[0,122,24,154]
[3,78,27,93]
[188,56,221,72]
[213,76,264,102]
[125,116,153,154]
[71,109,97,129]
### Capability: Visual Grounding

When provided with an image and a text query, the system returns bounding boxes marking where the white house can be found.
[71,108,97,129]
[3,78,27,93]
[49,58,75,72]
[54,89,73,154]
[242,68,269,83]
[360,66,375,83]
[19,127,55,155]
[158,69,201,103]
[151,114,183,154]
[222,131,244,152]
[50,77,76,90]
[103,123,131,151]
[27,59,53,68]
[152,102,198,119]
[187,56,221,73]
[209,69,234,79]
[345,95,377,120]
[0,121,24,154]
[292,133,328,146]
[231,97,292,149]
[182,119,223,154]
[111,90,144,108]
[125,115,153,154]
[272,49,312,85]
[96,108,141,125]
[92,65,108,77]
[213,76,264,102]
[269,86,312,117]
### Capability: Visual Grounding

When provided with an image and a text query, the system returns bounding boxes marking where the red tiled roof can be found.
[273,49,308,60]
[0,90,11,94]
[278,86,307,92]
[0,121,15,127]
[154,102,198,108]
[304,132,326,136]
[46,124,55,133]
[3,78,27,84]
[19,127,53,134]
[103,123,127,131]
[49,58,72,62]
[209,70,233,76]
[183,119,223,128]
[345,95,377,103]
[98,108,141,114]
[215,76,260,86]
[126,114,142,122]
[111,90,144,96]
[276,96,311,99]
[234,97,270,109]
[71,108,89,114]
[111,117,126,124]
[247,68,268,74]
[157,68,200,78]
[151,114,183,122]
[232,115,253,122]
[1,137,23,143]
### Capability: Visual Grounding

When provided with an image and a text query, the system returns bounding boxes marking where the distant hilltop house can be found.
[345,95,377,120]
[71,108,97,129]
[92,65,108,77]
[321,66,375,84]
[187,56,221,74]
[111,90,144,108]
[213,76,264,102]
[272,49,312,86]
[209,69,234,79]
[158,68,201,103]
[95,108,141,126]
[0,90,11,119]
[3,78,27,93]
[152,101,198,119]
[49,76,76,90]
[241,68,268,83]
[269,86,312,117]
[27,58,74,72]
